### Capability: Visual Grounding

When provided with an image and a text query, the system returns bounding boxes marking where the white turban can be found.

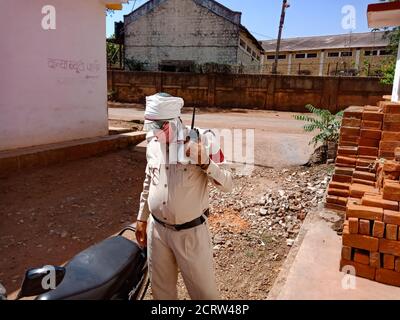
[144,93,184,121]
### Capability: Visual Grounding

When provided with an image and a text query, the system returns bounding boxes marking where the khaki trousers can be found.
[147,215,220,300]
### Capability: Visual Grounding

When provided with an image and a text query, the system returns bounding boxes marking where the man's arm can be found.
[136,164,151,248]
[202,160,233,193]
[137,164,151,222]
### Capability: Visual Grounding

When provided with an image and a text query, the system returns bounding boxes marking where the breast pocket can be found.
[148,160,161,186]
[178,164,203,188]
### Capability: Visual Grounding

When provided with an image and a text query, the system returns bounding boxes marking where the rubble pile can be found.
[209,166,332,247]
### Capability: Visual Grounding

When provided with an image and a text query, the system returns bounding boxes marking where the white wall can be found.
[0,0,108,151]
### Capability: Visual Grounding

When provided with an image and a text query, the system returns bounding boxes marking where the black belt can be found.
[152,209,209,231]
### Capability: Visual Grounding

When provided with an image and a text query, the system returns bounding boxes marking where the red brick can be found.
[395,258,400,272]
[348,217,359,234]
[353,171,376,182]
[379,150,395,159]
[357,158,375,167]
[343,233,379,251]
[360,129,382,140]
[343,106,364,119]
[340,134,360,144]
[358,137,380,148]
[328,188,349,197]
[341,246,352,261]
[380,141,400,152]
[382,131,400,141]
[361,194,399,211]
[386,224,398,240]
[362,120,382,130]
[384,210,400,226]
[340,259,376,281]
[370,252,381,268]
[383,254,395,270]
[395,147,400,162]
[326,195,348,207]
[358,146,379,157]
[338,146,358,156]
[379,238,400,256]
[335,167,354,176]
[380,101,400,114]
[383,160,400,173]
[373,220,385,238]
[363,111,384,122]
[346,203,383,221]
[340,127,360,137]
[359,219,371,235]
[376,268,400,286]
[352,178,376,187]
[342,118,361,127]
[354,250,370,265]
[349,184,379,198]
[384,114,400,122]
[325,202,346,212]
[332,174,352,183]
[383,122,400,131]
[383,181,400,201]
[336,156,357,166]
[329,181,350,190]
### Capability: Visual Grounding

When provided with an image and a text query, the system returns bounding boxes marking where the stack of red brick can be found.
[326,105,384,211]
[324,100,400,286]
[340,158,400,286]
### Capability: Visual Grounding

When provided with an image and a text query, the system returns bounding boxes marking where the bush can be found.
[125,58,148,71]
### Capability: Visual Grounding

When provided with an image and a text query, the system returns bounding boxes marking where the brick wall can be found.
[108,70,391,113]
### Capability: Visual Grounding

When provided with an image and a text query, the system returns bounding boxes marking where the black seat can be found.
[36,236,146,300]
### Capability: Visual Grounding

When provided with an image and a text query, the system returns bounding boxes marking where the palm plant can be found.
[294,104,344,161]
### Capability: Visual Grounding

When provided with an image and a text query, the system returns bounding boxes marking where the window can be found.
[247,47,252,54]
[328,52,340,57]
[239,39,246,49]
[266,54,286,60]
[307,53,318,58]
[256,55,260,61]
[365,50,378,56]
[252,51,257,58]
[295,53,306,59]
[341,51,352,57]
[379,49,391,56]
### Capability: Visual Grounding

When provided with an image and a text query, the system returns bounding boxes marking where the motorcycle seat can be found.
[36,236,145,300]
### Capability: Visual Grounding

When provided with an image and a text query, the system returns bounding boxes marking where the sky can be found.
[106,0,376,40]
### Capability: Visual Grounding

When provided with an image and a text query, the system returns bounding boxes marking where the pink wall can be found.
[0,0,109,151]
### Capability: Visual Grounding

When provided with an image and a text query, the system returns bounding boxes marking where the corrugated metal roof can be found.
[261,32,389,52]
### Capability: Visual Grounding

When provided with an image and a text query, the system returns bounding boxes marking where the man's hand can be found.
[185,140,210,166]
[136,220,147,248]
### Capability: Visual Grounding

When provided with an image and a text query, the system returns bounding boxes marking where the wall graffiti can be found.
[48,58,101,74]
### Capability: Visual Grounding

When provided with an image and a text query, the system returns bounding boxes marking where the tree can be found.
[294,104,344,161]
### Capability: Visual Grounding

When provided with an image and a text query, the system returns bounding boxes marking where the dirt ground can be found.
[0,149,146,294]
[0,110,326,299]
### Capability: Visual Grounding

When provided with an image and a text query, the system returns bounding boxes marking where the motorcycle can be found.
[0,224,149,300]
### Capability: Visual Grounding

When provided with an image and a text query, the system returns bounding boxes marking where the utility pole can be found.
[272,0,290,74]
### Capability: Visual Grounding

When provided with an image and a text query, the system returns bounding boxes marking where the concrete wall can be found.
[237,30,261,74]
[124,0,240,70]
[0,0,108,152]
[108,70,392,113]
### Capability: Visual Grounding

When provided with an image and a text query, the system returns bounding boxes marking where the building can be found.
[261,32,392,76]
[123,0,264,73]
[0,0,126,152]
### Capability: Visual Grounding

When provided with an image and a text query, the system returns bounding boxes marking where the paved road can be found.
[109,107,315,168]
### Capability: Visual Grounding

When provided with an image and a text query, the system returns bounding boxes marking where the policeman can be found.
[135,93,233,300]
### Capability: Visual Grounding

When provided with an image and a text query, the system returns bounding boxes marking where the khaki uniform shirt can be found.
[137,137,233,225]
